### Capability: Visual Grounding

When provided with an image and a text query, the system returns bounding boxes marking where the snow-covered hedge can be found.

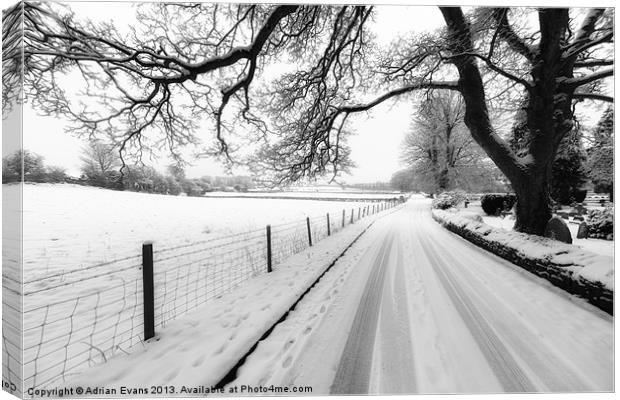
[587,206,614,240]
[432,209,613,315]
[432,190,467,210]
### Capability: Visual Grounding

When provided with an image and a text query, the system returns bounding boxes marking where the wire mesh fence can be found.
[5,199,399,394]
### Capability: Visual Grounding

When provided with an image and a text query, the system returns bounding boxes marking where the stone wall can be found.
[432,212,613,315]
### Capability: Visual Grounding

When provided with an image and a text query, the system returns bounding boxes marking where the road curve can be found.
[327,197,613,394]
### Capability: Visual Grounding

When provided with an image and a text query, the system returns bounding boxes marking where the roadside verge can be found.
[432,209,613,315]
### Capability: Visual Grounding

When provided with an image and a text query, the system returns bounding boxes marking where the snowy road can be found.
[235,197,613,394]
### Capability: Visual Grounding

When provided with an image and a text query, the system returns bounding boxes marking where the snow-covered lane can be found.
[236,197,613,394]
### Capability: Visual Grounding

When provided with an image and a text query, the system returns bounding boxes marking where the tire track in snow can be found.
[330,231,394,394]
[370,236,417,393]
[418,233,536,392]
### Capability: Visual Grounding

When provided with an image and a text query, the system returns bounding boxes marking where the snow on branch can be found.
[564,68,614,88]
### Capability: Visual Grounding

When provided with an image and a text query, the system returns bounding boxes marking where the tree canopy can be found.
[2,3,614,233]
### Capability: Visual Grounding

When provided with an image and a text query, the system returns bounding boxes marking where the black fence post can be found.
[350,209,354,224]
[327,213,331,236]
[142,242,155,341]
[306,217,313,247]
[266,225,272,273]
[358,207,361,219]
[342,209,345,228]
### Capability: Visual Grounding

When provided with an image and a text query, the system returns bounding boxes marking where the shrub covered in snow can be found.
[480,193,517,215]
[431,190,467,210]
[587,206,614,240]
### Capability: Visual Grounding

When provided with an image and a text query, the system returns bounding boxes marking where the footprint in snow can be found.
[284,339,295,350]
[192,355,206,367]
[164,370,180,381]
[320,305,326,313]
[282,356,293,368]
[213,344,226,355]
[303,326,312,335]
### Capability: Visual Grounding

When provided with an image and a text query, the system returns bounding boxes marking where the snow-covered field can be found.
[3,183,394,394]
[8,183,381,280]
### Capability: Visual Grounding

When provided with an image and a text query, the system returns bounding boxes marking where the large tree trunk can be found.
[438,167,449,191]
[512,169,553,234]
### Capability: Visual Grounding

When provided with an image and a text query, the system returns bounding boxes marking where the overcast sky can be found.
[6,2,611,183]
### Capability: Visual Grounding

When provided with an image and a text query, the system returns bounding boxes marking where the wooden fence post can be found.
[358,207,361,219]
[350,209,354,224]
[142,242,155,341]
[266,225,272,273]
[327,213,331,236]
[306,217,312,247]
[342,209,345,228]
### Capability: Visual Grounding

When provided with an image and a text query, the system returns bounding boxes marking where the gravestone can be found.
[576,222,589,239]
[544,216,573,244]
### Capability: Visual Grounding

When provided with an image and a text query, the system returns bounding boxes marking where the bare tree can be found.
[402,91,492,193]
[3,4,613,234]
[80,140,121,187]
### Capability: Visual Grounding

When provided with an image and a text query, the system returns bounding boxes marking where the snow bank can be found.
[432,209,613,314]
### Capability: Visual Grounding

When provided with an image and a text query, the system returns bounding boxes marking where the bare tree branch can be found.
[572,92,614,102]
[564,67,614,87]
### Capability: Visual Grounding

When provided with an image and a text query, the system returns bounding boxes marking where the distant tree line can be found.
[347,182,393,191]
[2,141,256,196]
[2,150,68,184]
